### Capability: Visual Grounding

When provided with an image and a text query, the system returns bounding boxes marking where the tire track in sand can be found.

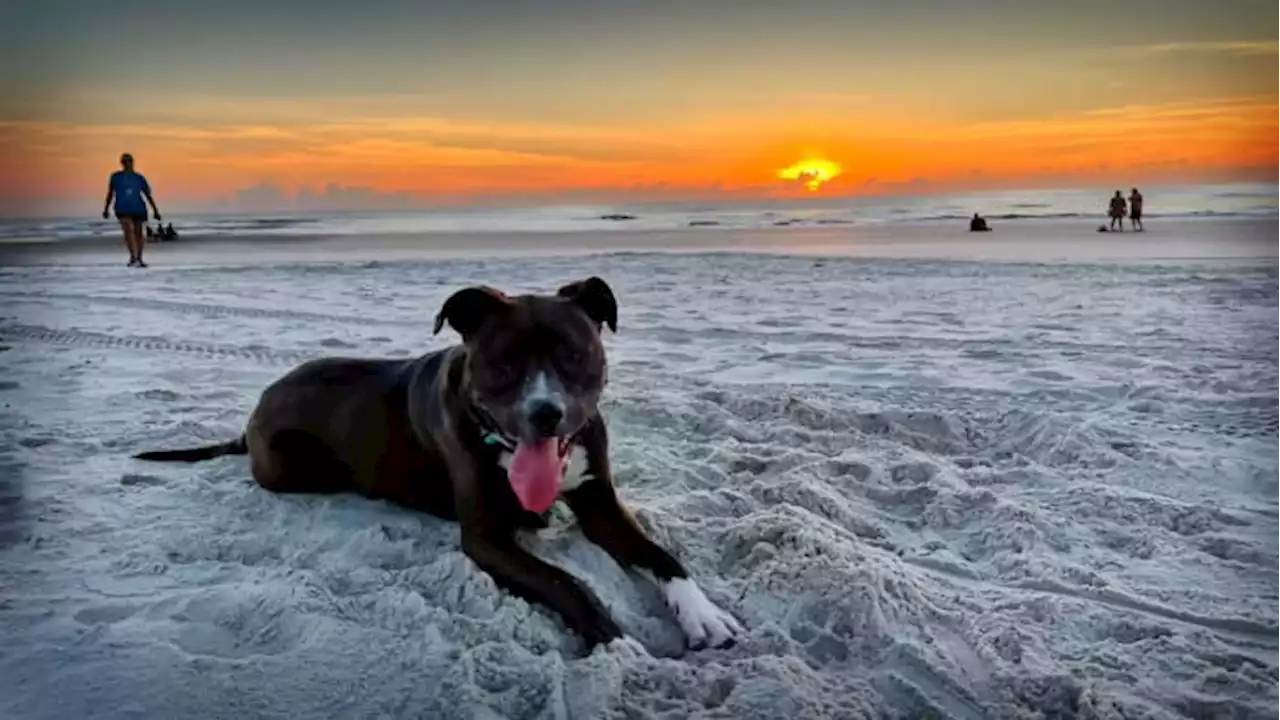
[0,323,322,367]
[902,555,1278,648]
[0,291,418,329]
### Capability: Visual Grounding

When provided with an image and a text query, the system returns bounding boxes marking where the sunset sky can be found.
[0,0,1275,215]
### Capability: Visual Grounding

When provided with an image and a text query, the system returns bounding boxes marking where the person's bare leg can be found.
[119,219,138,265]
[127,221,142,263]
[133,220,148,267]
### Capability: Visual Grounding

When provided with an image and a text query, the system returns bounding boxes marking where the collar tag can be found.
[483,431,516,451]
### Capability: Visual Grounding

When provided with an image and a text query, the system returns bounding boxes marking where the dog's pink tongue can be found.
[508,438,561,512]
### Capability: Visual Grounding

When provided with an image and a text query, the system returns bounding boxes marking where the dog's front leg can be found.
[448,457,625,649]
[565,479,742,650]
[564,423,743,649]
[460,530,625,648]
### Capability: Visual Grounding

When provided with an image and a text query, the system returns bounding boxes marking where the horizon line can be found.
[1,178,1275,221]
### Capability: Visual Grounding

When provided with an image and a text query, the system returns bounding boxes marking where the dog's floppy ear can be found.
[557,276,618,333]
[433,286,510,338]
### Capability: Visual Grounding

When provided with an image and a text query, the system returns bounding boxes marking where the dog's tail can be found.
[133,435,247,463]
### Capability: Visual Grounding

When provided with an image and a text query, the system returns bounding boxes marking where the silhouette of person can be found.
[1107,190,1126,231]
[102,153,162,267]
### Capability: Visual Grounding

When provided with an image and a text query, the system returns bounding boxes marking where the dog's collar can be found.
[482,432,516,450]
[465,404,518,451]
[464,403,582,452]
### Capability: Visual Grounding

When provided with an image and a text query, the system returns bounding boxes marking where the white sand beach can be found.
[0,219,1276,718]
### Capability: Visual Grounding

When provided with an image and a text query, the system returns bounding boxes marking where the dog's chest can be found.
[495,444,592,493]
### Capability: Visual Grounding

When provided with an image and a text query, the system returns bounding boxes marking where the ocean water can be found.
[2,182,1275,241]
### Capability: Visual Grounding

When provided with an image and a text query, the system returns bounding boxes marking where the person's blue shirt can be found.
[110,170,151,214]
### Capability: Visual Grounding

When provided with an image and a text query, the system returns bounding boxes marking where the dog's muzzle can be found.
[526,399,564,438]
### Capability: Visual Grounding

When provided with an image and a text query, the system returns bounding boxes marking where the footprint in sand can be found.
[318,337,358,349]
[137,389,181,401]
[889,461,939,484]
[121,473,168,487]
[167,590,311,660]
[73,603,142,626]
[1025,369,1074,382]
[789,622,853,665]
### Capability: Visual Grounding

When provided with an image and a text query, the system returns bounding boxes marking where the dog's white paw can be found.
[662,578,744,649]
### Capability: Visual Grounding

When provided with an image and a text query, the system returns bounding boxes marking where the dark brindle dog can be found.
[134,277,742,651]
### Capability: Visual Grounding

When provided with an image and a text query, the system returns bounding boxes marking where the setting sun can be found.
[776,158,844,191]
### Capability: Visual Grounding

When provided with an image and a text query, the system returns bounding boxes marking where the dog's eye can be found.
[491,363,519,387]
[479,360,520,391]
[555,345,585,368]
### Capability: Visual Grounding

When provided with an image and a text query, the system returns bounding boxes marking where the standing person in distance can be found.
[1128,187,1144,232]
[102,153,162,268]
[1107,190,1127,232]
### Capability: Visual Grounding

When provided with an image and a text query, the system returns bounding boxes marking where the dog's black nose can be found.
[527,401,564,436]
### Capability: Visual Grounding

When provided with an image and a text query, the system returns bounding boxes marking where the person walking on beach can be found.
[1128,187,1144,232]
[1107,190,1126,231]
[102,153,162,268]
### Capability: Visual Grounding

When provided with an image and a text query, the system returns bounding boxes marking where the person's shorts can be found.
[115,210,148,223]
[1130,210,1142,220]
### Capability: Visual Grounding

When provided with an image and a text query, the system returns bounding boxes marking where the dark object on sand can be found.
[1097,225,1109,233]
[969,213,991,232]
[150,223,179,241]
[599,214,637,221]
[132,277,744,653]
[688,220,720,227]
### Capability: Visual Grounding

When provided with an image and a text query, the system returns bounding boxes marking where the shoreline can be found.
[0,218,1275,268]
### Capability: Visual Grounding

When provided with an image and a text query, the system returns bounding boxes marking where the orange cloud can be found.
[1105,41,1279,57]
